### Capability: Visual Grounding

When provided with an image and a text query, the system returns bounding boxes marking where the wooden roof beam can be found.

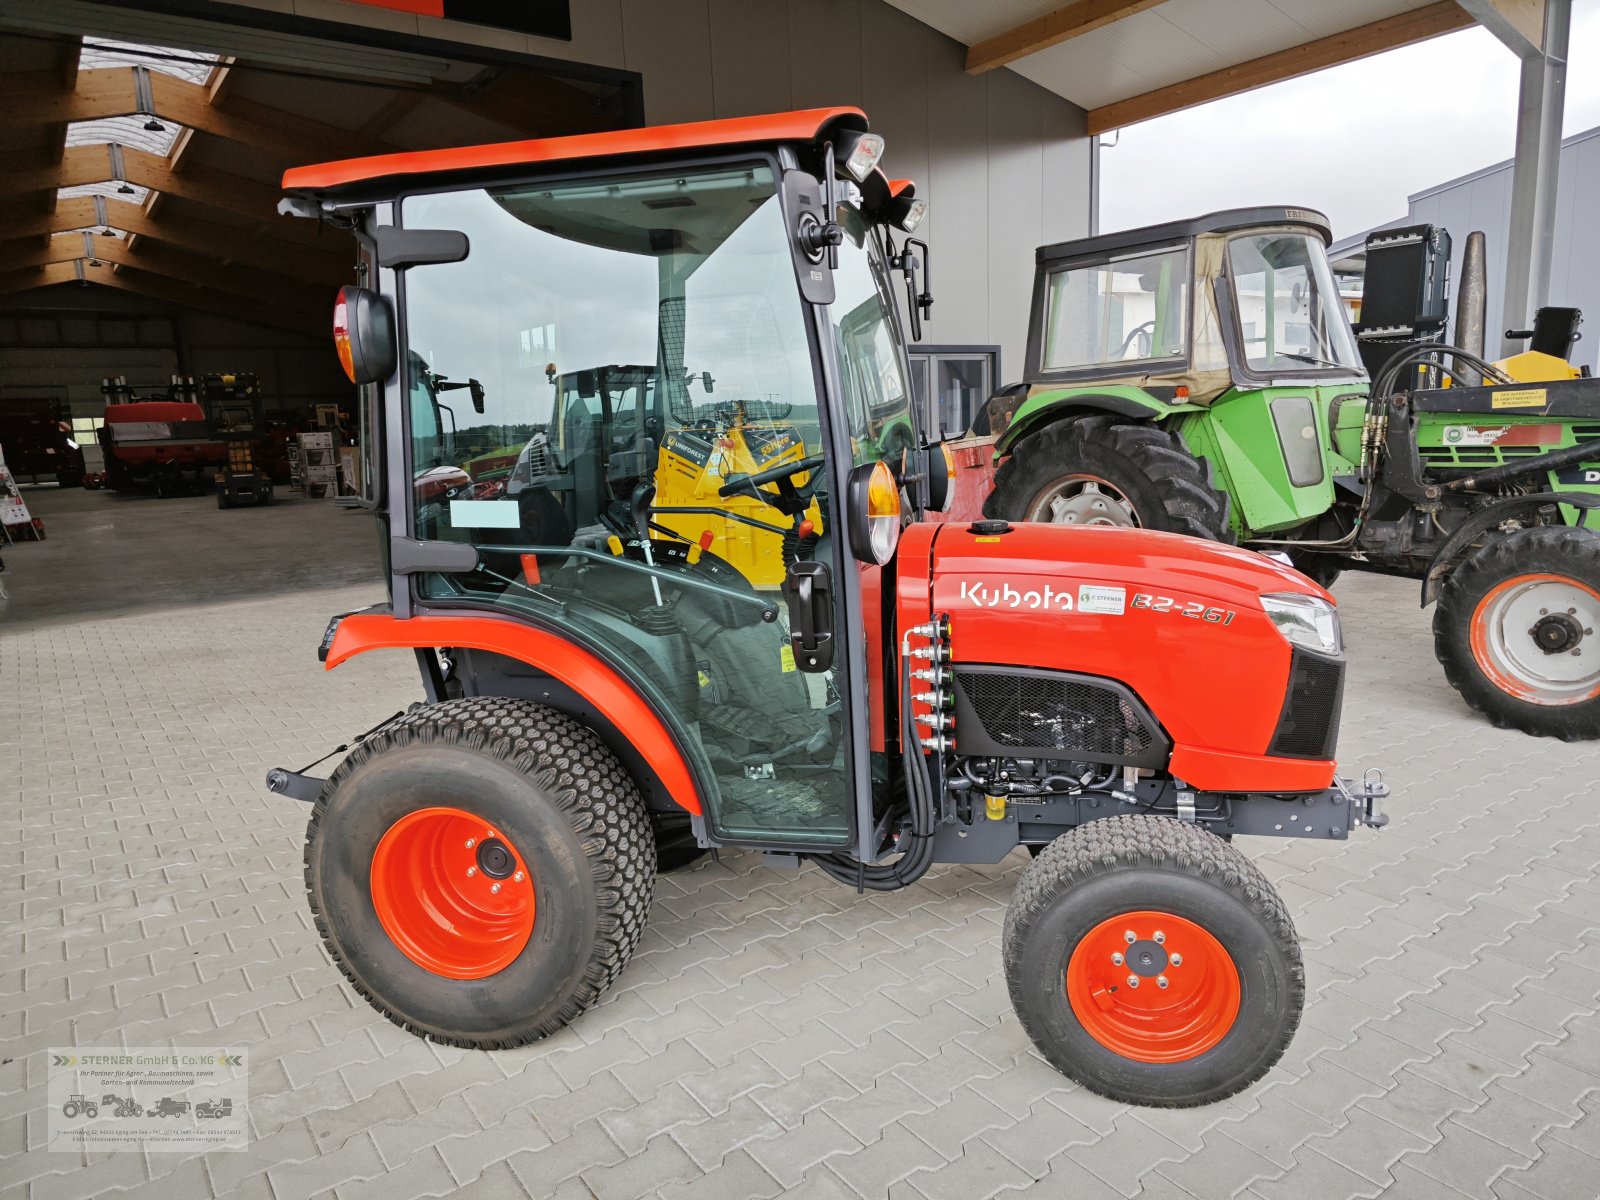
[966,1,1169,75]
[0,145,339,246]
[1086,0,1476,134]
[0,260,324,338]
[0,67,392,165]
[0,235,331,313]
[1,205,349,282]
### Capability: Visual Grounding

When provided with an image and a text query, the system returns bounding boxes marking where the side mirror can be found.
[894,238,933,342]
[920,442,956,514]
[333,287,396,385]
[469,379,485,414]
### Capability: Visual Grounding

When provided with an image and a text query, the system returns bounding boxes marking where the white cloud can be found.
[1099,0,1600,240]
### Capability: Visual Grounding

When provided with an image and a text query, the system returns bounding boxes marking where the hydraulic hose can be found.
[809,647,936,891]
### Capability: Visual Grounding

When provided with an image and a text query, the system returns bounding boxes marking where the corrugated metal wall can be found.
[207,0,1093,378]
[536,0,1093,377]
[1407,127,1600,373]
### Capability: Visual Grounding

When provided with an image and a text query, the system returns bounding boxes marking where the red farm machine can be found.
[269,108,1389,1106]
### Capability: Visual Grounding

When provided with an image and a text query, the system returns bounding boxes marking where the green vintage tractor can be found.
[982,207,1600,740]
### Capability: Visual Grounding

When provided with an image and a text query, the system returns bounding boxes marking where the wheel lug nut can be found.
[1170,953,1183,966]
[513,871,524,883]
[1153,931,1165,944]
[466,866,476,877]
[465,839,476,849]
[1157,976,1169,989]
[1124,930,1136,944]
[1540,608,1549,615]
[1112,952,1124,966]
[490,882,502,894]
[1127,975,1140,988]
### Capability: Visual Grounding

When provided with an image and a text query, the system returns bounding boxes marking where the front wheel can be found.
[1434,526,1600,739]
[1003,815,1302,1107]
[986,417,1232,542]
[305,698,655,1048]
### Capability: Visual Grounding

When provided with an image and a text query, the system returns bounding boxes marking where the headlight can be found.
[1260,592,1341,654]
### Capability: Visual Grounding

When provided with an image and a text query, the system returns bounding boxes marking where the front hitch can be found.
[1335,769,1390,829]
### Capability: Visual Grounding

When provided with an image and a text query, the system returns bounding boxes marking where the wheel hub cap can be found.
[1531,612,1583,655]
[370,807,536,979]
[1469,573,1600,705]
[1065,910,1240,1063]
[1028,476,1140,528]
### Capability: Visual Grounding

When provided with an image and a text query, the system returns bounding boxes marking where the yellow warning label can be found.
[779,645,797,673]
[1491,388,1548,410]
[697,671,710,689]
[974,536,1002,544]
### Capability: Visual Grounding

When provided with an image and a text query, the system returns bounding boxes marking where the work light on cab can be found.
[838,130,885,182]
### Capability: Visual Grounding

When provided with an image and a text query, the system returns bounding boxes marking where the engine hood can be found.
[930,522,1328,609]
[918,521,1338,787]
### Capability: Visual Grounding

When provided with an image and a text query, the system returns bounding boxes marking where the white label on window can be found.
[1078,584,1127,615]
[449,500,521,528]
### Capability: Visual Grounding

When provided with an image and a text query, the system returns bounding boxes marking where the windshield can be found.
[831,205,915,467]
[395,160,890,848]
[1226,232,1361,375]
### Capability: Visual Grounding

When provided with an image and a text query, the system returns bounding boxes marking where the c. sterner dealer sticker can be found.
[1077,585,1127,615]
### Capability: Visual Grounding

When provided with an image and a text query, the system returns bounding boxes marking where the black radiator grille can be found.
[1269,649,1345,760]
[953,668,1163,765]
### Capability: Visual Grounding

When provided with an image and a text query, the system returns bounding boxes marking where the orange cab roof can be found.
[283,106,869,194]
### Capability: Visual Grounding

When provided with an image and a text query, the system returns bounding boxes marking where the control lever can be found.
[630,481,664,606]
[783,560,835,673]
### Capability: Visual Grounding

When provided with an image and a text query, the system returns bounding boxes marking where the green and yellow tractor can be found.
[981,207,1600,740]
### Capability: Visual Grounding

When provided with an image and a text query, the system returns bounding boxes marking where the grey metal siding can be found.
[598,0,1091,381]
[1406,128,1600,373]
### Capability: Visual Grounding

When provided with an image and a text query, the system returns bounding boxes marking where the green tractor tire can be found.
[1434,526,1600,741]
[987,416,1232,542]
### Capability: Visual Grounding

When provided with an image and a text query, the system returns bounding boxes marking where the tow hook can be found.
[1336,770,1390,829]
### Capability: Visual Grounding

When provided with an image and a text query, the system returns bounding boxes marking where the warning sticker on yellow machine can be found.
[1490,388,1548,410]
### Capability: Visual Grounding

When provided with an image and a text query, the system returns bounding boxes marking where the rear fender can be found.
[324,612,704,815]
[991,385,1197,458]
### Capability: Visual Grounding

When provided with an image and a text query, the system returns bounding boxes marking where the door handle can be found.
[784,560,835,673]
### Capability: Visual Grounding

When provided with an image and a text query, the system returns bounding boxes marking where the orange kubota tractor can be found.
[270,108,1389,1107]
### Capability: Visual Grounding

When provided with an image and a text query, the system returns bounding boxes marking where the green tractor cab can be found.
[985,207,1600,741]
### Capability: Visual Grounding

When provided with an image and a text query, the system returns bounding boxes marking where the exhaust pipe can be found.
[1455,231,1487,359]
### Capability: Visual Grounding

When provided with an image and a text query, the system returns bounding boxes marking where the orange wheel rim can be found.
[1065,910,1241,1063]
[1468,572,1600,705]
[370,806,535,979]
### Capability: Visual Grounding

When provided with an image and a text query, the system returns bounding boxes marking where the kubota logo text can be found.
[958,581,1074,610]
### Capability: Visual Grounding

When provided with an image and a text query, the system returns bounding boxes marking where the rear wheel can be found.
[1434,526,1600,740]
[305,697,654,1047]
[986,417,1232,541]
[1003,815,1302,1107]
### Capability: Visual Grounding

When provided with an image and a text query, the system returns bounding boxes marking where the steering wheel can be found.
[717,452,827,508]
[1116,320,1155,358]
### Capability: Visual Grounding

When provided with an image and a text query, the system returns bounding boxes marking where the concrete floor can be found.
[1,483,381,632]
[1,487,1596,1200]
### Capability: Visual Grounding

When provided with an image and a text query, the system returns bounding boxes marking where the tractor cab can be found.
[985,208,1370,541]
[1005,207,1363,414]
[286,109,932,850]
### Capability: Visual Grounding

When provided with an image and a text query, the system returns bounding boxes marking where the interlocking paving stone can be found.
[3,544,1597,1198]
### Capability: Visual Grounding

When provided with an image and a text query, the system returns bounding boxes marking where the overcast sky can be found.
[1099,0,1600,242]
